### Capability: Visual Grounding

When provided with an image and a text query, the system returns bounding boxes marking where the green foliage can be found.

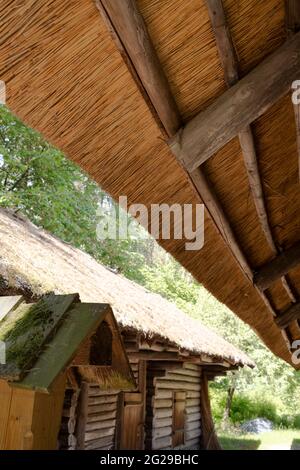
[229,394,277,424]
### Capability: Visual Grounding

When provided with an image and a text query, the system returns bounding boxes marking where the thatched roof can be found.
[0,293,134,391]
[0,209,253,368]
[0,0,299,366]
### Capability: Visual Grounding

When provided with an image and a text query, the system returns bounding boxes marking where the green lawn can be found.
[219,430,300,450]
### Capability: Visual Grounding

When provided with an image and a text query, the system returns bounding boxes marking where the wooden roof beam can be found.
[95,0,253,279]
[276,302,300,329]
[205,1,276,251]
[170,31,300,172]
[96,0,181,138]
[205,0,296,305]
[202,365,239,380]
[205,0,239,87]
[286,1,300,182]
[254,241,300,291]
[190,168,252,282]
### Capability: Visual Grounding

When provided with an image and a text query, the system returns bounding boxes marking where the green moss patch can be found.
[0,294,77,376]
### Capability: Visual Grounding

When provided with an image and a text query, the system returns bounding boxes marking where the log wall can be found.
[58,334,202,451]
[146,363,202,450]
[84,386,119,450]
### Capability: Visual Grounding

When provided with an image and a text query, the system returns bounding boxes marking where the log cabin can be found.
[0,209,254,450]
[1,0,300,368]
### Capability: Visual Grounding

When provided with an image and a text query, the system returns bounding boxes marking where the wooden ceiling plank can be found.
[169,31,300,172]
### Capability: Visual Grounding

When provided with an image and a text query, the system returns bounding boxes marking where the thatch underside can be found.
[0,0,299,366]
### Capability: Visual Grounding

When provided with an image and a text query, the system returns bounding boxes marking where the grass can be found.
[219,430,300,450]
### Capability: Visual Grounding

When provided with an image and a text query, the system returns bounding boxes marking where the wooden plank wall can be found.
[84,386,119,450]
[146,363,202,450]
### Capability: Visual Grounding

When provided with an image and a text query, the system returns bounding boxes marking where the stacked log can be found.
[146,363,201,450]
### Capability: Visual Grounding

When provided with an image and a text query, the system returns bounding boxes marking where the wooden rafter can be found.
[205,0,296,304]
[254,241,300,291]
[239,128,277,254]
[190,168,276,316]
[286,1,300,182]
[190,168,252,281]
[96,0,279,324]
[276,302,300,329]
[170,31,300,172]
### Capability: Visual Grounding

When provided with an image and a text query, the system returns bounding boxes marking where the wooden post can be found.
[0,374,66,450]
